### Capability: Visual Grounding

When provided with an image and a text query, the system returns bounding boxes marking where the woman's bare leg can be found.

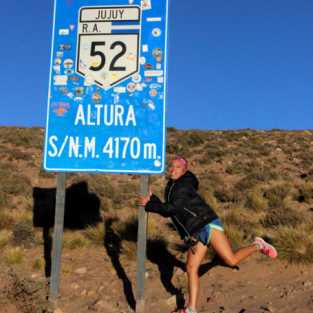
[210,229,257,267]
[186,242,208,311]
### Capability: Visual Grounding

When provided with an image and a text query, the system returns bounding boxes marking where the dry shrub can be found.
[4,247,24,265]
[87,175,114,198]
[0,191,8,208]
[84,223,105,245]
[264,183,292,208]
[0,173,32,197]
[11,220,35,247]
[225,161,249,175]
[64,231,91,249]
[32,258,44,271]
[0,127,43,149]
[248,166,279,182]
[297,150,313,169]
[297,181,313,203]
[185,132,205,146]
[234,176,259,192]
[113,216,138,242]
[2,147,33,162]
[0,230,11,249]
[4,269,48,313]
[0,210,15,229]
[221,208,258,242]
[261,207,303,228]
[246,189,268,212]
[223,224,245,250]
[205,145,226,161]
[273,225,313,263]
[214,185,240,203]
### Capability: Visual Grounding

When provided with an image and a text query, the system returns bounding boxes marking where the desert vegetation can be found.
[0,126,313,267]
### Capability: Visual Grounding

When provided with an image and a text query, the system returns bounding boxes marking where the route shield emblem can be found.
[76,6,140,89]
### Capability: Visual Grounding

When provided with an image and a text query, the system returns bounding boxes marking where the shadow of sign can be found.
[104,218,136,310]
[32,181,101,278]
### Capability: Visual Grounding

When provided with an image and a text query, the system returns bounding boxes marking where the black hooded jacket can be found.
[145,171,218,241]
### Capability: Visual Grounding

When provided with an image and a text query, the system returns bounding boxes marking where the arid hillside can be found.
[0,127,313,313]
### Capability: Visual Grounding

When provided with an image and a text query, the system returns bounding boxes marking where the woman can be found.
[139,156,277,313]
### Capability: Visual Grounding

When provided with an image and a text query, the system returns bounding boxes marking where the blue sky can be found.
[0,0,312,130]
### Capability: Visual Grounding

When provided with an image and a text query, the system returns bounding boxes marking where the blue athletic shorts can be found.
[196,218,224,246]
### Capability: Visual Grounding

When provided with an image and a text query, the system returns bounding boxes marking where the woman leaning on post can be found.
[138,156,277,313]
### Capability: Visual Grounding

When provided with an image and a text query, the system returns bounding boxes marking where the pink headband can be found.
[173,156,188,169]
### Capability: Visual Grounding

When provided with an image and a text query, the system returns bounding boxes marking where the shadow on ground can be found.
[103,217,230,311]
[32,181,101,277]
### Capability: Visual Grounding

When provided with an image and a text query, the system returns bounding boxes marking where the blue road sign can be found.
[44,0,169,174]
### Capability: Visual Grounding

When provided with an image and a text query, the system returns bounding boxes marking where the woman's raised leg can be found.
[210,229,257,267]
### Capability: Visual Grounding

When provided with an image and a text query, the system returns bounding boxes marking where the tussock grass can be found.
[121,241,137,259]
[0,230,11,249]
[32,258,44,271]
[264,183,292,208]
[221,208,259,243]
[0,173,32,196]
[297,181,313,203]
[246,188,268,212]
[273,225,313,263]
[223,225,246,250]
[84,223,105,245]
[12,220,35,247]
[0,191,8,208]
[64,231,91,249]
[0,210,16,229]
[261,207,303,228]
[1,127,313,263]
[0,126,43,148]
[4,247,24,265]
[2,147,33,162]
[113,216,138,242]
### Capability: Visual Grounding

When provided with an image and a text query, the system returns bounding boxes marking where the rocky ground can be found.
[1,243,313,313]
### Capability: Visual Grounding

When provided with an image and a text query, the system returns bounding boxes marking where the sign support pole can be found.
[49,172,66,306]
[136,175,149,313]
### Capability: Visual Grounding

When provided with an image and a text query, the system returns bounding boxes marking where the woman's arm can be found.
[145,186,195,217]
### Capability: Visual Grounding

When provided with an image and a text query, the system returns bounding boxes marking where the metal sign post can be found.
[136,175,149,313]
[49,173,66,305]
[44,0,169,305]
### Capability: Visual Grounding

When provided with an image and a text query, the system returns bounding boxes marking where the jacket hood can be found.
[175,171,199,190]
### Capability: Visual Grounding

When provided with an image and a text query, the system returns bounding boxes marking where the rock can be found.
[54,309,64,313]
[260,304,275,312]
[94,300,116,312]
[98,285,105,292]
[81,289,87,296]
[70,283,79,290]
[303,281,312,288]
[166,295,177,306]
[31,273,39,279]
[87,290,96,297]
[95,300,106,308]
[75,267,87,275]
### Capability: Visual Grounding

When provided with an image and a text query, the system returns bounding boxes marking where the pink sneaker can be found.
[254,237,278,258]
